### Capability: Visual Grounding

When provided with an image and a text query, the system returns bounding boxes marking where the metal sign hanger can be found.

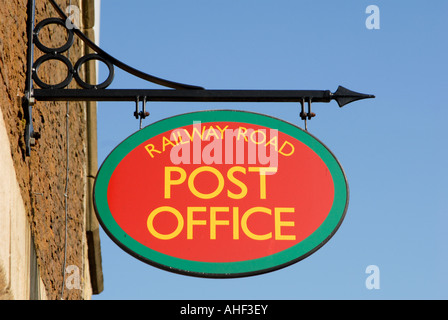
[23,0,375,155]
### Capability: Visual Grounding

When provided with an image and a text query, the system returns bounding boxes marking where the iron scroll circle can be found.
[33,18,74,54]
[73,53,115,89]
[32,54,74,89]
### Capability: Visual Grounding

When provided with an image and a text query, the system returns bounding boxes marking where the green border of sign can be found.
[93,110,349,278]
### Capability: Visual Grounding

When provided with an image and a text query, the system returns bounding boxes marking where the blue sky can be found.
[92,0,448,300]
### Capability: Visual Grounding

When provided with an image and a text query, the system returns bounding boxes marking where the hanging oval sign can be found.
[94,110,349,278]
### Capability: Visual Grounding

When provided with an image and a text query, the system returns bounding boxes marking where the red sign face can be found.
[94,111,348,277]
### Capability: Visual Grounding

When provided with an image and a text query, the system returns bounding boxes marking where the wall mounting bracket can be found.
[24,0,374,156]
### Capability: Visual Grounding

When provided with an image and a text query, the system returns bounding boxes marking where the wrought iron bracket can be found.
[24,0,375,156]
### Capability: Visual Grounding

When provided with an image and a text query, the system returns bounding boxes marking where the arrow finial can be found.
[332,86,375,107]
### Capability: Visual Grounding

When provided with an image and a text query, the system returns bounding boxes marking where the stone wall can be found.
[0,0,100,299]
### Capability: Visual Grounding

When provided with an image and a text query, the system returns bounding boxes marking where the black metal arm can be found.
[23,0,375,156]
